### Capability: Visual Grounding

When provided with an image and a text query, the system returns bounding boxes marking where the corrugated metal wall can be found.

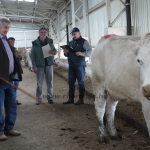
[55,0,150,47]
[131,0,150,36]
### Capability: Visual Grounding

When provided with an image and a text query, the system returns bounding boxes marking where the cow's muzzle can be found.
[142,84,150,100]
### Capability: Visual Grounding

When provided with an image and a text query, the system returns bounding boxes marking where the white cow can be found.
[92,33,150,143]
[24,48,33,72]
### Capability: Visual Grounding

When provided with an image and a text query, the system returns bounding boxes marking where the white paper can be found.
[42,44,53,58]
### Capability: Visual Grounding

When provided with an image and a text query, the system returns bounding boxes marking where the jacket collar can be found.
[73,36,82,41]
[32,36,52,45]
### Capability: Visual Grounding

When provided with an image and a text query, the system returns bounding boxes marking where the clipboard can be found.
[60,45,75,52]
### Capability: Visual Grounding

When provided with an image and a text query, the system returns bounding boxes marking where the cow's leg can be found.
[105,96,121,140]
[94,88,109,143]
[92,73,109,143]
[141,98,150,136]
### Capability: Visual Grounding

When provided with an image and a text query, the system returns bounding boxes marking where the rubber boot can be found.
[63,93,74,104]
[75,93,84,105]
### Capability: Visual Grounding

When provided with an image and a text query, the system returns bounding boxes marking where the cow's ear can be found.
[128,40,139,56]
[140,33,150,45]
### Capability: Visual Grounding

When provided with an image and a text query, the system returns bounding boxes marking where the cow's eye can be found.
[137,59,143,65]
[137,59,140,63]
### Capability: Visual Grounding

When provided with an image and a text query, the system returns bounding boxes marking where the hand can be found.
[17,55,22,60]
[76,52,83,56]
[33,68,38,74]
[63,49,69,54]
[49,50,53,55]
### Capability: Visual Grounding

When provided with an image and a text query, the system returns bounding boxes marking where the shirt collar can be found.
[0,34,7,39]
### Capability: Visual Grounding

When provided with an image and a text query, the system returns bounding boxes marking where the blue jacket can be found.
[65,36,92,66]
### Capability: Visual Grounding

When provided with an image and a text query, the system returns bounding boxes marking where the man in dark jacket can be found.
[8,37,22,105]
[31,27,57,105]
[63,27,92,105]
[0,18,22,141]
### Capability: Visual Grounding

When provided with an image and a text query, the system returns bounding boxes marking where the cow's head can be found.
[136,33,150,99]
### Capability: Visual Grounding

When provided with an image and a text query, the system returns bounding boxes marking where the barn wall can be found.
[131,0,150,36]
[7,30,39,49]
[55,0,150,47]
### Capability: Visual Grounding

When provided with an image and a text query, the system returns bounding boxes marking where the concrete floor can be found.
[0,66,149,150]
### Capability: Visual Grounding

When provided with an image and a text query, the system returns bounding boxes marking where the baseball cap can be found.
[70,27,80,34]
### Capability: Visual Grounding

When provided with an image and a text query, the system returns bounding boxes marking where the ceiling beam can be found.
[0,14,50,20]
[0,4,57,10]
[41,0,66,2]
[0,8,55,19]
[38,0,58,10]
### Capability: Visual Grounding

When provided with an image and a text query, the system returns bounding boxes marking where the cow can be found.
[24,48,33,72]
[91,33,150,143]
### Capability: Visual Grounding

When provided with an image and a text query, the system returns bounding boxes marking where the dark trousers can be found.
[68,66,85,94]
[0,79,17,132]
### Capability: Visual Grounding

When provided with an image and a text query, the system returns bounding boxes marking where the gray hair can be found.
[0,18,11,28]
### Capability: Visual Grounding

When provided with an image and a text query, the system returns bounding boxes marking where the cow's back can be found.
[92,35,142,101]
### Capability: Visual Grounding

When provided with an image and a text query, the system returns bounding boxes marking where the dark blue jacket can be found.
[65,36,92,66]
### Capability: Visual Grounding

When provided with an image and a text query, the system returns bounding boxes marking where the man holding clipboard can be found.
[31,27,57,105]
[62,27,92,105]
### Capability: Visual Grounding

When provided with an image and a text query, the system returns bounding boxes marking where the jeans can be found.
[36,65,53,100]
[68,66,85,94]
[13,81,19,99]
[0,79,17,132]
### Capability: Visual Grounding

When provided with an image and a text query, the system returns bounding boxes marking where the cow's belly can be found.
[104,61,141,102]
[107,86,139,101]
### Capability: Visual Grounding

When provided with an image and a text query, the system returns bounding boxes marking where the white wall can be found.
[7,30,39,49]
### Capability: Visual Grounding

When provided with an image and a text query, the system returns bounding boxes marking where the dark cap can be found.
[8,37,15,40]
[39,27,47,32]
[70,27,80,34]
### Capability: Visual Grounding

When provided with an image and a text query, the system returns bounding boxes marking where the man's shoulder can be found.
[81,37,87,42]
[46,37,53,43]
[32,38,39,45]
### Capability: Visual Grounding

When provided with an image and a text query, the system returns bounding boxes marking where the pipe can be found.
[125,0,132,35]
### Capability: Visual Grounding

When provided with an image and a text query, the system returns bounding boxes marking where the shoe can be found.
[0,132,7,141]
[63,99,74,104]
[48,99,54,104]
[75,93,84,105]
[75,99,84,105]
[63,93,74,104]
[36,99,42,105]
[16,100,21,105]
[4,130,21,136]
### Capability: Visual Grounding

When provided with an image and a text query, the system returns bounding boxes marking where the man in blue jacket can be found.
[63,27,92,105]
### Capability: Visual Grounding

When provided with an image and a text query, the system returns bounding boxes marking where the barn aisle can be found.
[0,65,148,150]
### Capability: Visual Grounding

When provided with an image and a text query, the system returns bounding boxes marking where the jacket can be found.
[0,38,22,85]
[65,36,92,66]
[31,36,57,68]
[12,47,23,74]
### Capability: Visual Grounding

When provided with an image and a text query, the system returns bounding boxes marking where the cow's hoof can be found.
[110,133,123,141]
[98,135,109,144]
